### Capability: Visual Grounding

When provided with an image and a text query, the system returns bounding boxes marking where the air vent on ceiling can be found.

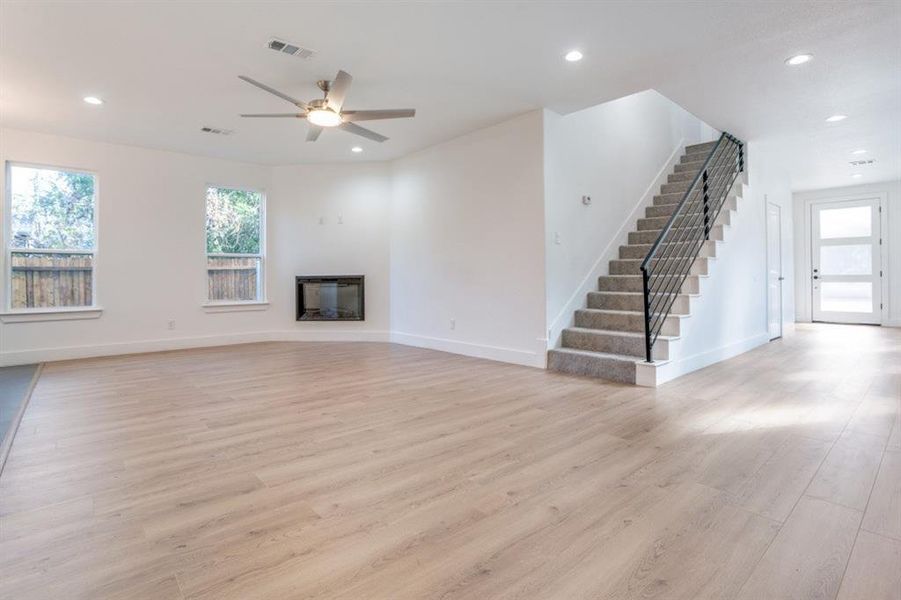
[201,127,234,136]
[268,38,317,59]
[849,159,876,167]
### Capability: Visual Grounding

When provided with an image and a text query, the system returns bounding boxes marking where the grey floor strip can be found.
[0,363,42,477]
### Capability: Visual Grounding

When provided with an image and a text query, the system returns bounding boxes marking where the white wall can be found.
[543,90,715,346]
[390,111,547,367]
[793,180,900,326]
[0,129,391,364]
[652,143,794,383]
[1,103,800,378]
[269,163,392,336]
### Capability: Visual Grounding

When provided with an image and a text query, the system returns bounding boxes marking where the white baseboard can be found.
[0,329,391,366]
[648,332,770,386]
[546,138,690,349]
[390,331,545,368]
[280,329,391,343]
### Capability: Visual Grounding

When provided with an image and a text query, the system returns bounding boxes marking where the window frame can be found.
[202,183,268,309]
[2,161,101,319]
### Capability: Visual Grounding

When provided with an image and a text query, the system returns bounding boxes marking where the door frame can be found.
[800,191,888,324]
[767,201,783,339]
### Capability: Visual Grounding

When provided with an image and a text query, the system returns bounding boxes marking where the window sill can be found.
[0,307,104,323]
[202,301,270,313]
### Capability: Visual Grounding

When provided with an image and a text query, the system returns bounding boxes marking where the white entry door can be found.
[811,198,882,324]
[767,202,783,339]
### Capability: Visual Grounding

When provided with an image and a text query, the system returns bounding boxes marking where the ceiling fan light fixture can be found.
[307,109,343,127]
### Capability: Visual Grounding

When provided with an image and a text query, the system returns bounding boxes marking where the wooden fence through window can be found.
[207,256,260,301]
[10,254,260,308]
[10,253,93,309]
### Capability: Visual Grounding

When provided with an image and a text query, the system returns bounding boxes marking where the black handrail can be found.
[639,133,745,362]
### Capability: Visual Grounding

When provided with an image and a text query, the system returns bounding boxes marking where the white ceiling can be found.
[1,1,899,190]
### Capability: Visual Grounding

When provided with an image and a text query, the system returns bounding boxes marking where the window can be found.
[205,186,265,303]
[5,164,97,310]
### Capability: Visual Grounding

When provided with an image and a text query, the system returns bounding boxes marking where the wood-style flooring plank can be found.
[0,323,898,599]
[736,496,861,600]
[836,530,901,600]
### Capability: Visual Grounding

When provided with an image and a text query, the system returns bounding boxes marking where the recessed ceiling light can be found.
[825,114,847,122]
[851,173,863,179]
[564,50,583,62]
[351,146,363,153]
[851,149,867,155]
[83,96,103,105]
[785,54,813,66]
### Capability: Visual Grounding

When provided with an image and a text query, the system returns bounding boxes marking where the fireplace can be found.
[295,276,364,321]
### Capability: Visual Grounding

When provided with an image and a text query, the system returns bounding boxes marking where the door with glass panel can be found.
[811,198,882,324]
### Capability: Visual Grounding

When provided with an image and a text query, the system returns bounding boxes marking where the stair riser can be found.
[685,141,718,154]
[639,209,732,231]
[662,171,737,195]
[661,181,692,195]
[598,275,699,295]
[638,214,702,231]
[667,171,697,183]
[575,310,680,336]
[646,195,738,218]
[561,329,669,360]
[588,292,690,315]
[674,161,705,173]
[610,258,708,276]
[619,240,717,260]
[653,193,683,206]
[547,350,636,384]
[629,225,723,245]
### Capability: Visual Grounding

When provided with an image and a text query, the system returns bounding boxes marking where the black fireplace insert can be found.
[295,276,364,321]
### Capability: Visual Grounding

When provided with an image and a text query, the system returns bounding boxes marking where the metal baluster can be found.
[702,169,710,241]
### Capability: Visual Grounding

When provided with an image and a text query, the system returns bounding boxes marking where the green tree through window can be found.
[206,187,261,254]
[10,166,95,250]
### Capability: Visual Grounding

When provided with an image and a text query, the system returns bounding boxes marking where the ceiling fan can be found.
[238,70,415,143]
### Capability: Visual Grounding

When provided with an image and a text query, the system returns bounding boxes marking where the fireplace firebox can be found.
[295,276,364,321]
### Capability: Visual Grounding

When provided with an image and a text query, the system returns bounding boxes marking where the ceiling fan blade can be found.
[238,75,307,109]
[340,121,388,143]
[341,109,416,122]
[326,70,353,112]
[240,113,306,118]
[306,125,323,142]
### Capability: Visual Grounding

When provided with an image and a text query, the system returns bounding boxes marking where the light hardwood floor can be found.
[0,323,899,599]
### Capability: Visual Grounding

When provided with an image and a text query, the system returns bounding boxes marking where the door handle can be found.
[778,277,785,281]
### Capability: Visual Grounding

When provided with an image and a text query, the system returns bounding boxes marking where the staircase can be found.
[548,136,745,385]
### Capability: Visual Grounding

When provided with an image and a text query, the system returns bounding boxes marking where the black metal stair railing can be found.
[639,132,745,362]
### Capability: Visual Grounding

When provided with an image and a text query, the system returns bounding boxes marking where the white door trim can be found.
[767,202,783,339]
[800,192,888,324]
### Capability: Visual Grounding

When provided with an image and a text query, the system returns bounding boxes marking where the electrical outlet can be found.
[319,216,325,225]
[167,320,176,330]
[450,318,456,331]
[554,232,561,245]
[338,214,344,224]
